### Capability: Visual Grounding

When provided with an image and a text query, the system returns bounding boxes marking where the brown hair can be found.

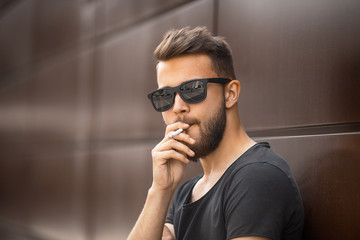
[154,26,236,79]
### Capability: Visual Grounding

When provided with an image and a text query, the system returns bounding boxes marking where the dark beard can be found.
[179,98,226,162]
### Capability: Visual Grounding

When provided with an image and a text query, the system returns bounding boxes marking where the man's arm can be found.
[127,122,195,240]
[127,188,174,240]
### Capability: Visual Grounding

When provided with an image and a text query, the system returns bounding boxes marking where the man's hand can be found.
[151,122,196,193]
[127,122,195,240]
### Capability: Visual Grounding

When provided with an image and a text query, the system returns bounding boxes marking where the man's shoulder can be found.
[221,142,298,194]
[230,142,291,176]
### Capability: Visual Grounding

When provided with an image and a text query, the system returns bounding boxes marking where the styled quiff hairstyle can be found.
[154,26,236,79]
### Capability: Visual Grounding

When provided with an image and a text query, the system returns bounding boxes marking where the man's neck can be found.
[190,122,255,203]
[199,121,255,181]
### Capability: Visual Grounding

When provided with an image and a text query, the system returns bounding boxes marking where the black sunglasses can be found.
[147,78,231,112]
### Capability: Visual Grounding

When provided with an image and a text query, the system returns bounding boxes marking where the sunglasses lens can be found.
[151,89,173,111]
[149,80,207,112]
[180,80,206,103]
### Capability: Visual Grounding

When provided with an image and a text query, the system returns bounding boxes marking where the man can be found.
[128,26,304,240]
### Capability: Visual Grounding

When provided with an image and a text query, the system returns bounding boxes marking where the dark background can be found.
[0,0,359,239]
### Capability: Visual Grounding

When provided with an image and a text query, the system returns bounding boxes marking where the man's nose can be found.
[172,93,190,114]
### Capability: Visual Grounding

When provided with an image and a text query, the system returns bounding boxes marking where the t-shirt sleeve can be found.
[224,163,297,240]
[165,196,175,224]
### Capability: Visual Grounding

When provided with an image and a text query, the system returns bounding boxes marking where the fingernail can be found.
[190,138,196,143]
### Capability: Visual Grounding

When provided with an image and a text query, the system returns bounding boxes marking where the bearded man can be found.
[128,26,304,240]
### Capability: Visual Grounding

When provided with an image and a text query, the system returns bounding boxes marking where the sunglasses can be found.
[147,78,231,112]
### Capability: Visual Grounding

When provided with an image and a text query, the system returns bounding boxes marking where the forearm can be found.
[127,187,174,240]
[128,122,193,239]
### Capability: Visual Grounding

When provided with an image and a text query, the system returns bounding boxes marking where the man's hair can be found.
[154,26,236,79]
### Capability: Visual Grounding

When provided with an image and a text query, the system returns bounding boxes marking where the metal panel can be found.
[0,152,30,228]
[102,0,194,34]
[259,133,360,240]
[96,0,215,141]
[0,48,93,153]
[26,151,88,240]
[32,0,96,59]
[218,0,360,130]
[0,48,94,239]
[0,73,31,154]
[0,149,88,240]
[0,0,33,76]
[28,49,93,149]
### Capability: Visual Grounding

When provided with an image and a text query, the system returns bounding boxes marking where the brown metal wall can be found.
[0,0,359,239]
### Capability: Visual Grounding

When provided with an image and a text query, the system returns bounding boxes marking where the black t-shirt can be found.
[165,142,304,240]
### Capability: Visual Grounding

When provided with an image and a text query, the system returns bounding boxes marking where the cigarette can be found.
[168,128,183,139]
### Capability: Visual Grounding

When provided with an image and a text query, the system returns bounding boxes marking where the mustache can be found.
[174,116,200,126]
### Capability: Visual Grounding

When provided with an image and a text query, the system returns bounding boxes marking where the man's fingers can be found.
[171,132,196,145]
[155,150,190,164]
[158,139,195,157]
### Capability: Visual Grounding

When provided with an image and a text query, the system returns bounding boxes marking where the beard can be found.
[178,98,227,162]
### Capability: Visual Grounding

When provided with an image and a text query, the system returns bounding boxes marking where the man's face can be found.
[157,54,227,161]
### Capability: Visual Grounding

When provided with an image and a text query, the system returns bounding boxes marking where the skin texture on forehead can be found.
[156,54,218,88]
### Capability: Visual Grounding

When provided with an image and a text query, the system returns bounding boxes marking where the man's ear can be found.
[224,80,241,109]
